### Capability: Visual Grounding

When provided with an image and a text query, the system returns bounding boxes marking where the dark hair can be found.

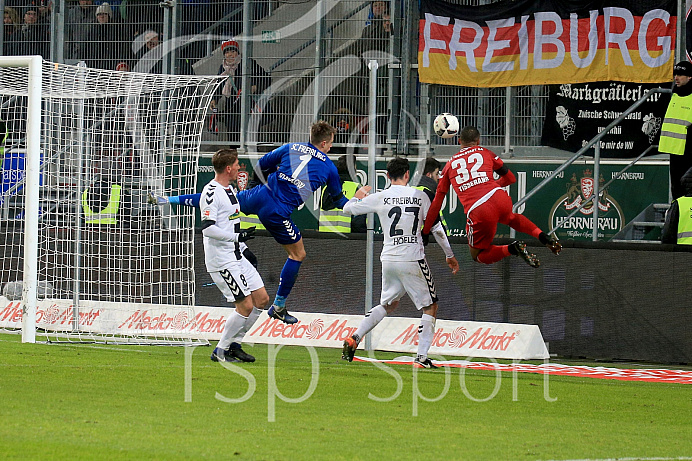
[310,120,336,146]
[212,148,238,173]
[423,157,441,176]
[386,157,409,180]
[460,126,480,144]
[682,166,692,193]
[335,155,348,175]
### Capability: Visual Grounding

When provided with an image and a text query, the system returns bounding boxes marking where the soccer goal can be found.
[0,58,223,345]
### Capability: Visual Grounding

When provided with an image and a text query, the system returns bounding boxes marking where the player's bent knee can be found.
[469,248,483,263]
[383,302,399,314]
[283,242,307,261]
[292,247,307,261]
[251,288,270,309]
[423,303,438,317]
[235,298,255,317]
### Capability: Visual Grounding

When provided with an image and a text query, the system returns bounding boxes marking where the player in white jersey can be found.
[341,157,459,368]
[202,148,270,363]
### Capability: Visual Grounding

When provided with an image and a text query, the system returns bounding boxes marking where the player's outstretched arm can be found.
[257,144,286,181]
[354,185,371,199]
[174,193,201,208]
[148,192,201,208]
[147,192,170,206]
[343,189,376,216]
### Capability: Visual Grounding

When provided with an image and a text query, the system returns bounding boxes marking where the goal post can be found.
[0,56,42,343]
[0,58,223,345]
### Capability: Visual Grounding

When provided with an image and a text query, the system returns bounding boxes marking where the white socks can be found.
[354,304,388,341]
[416,314,436,360]
[217,310,247,351]
[230,307,261,345]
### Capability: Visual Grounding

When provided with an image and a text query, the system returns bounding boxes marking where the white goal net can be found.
[0,59,222,345]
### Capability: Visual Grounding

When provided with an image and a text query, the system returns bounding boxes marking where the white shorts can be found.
[380,259,438,309]
[210,258,264,303]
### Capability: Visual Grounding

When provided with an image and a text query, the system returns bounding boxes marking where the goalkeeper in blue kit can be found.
[150,121,366,324]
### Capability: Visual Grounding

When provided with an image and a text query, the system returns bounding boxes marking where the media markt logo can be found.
[549,169,624,240]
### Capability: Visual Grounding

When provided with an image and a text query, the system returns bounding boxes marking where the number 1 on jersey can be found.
[292,154,312,179]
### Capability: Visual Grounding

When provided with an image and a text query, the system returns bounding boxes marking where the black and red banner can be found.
[541,82,669,158]
[418,0,676,87]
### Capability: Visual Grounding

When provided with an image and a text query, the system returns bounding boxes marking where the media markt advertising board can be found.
[196,157,668,241]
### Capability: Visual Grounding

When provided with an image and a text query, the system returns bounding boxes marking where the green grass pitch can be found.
[0,333,691,460]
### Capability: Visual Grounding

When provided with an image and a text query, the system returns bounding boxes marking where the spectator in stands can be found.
[361,11,391,46]
[37,0,51,26]
[3,7,21,52]
[115,61,130,72]
[365,0,387,26]
[661,167,692,245]
[133,30,163,73]
[96,3,112,23]
[84,3,130,70]
[8,5,49,58]
[66,0,96,59]
[211,39,270,142]
[328,106,368,144]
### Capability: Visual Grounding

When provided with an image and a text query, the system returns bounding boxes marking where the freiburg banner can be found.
[418,0,676,87]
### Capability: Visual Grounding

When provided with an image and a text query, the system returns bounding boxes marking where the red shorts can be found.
[465,190,513,249]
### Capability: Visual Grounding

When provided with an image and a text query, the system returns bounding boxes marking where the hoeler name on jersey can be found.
[290,143,326,161]
[384,196,422,205]
[393,235,418,245]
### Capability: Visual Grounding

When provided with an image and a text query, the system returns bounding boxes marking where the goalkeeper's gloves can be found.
[147,192,169,206]
[243,248,258,268]
[238,226,256,242]
[421,231,430,246]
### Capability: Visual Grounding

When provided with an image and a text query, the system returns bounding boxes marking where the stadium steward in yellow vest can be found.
[319,155,365,234]
[82,180,122,225]
[659,61,692,200]
[414,157,448,231]
[661,167,692,245]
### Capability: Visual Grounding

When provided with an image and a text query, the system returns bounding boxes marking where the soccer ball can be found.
[433,113,459,139]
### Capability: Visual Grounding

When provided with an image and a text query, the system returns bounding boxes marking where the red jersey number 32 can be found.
[451,153,487,185]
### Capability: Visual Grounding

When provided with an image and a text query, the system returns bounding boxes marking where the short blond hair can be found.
[310,120,336,146]
[212,148,238,173]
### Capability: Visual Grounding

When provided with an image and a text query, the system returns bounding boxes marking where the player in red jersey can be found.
[422,126,561,267]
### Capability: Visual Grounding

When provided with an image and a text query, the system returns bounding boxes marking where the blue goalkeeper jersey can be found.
[259,142,346,215]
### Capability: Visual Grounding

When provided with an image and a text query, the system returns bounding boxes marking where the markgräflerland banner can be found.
[418,0,676,87]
